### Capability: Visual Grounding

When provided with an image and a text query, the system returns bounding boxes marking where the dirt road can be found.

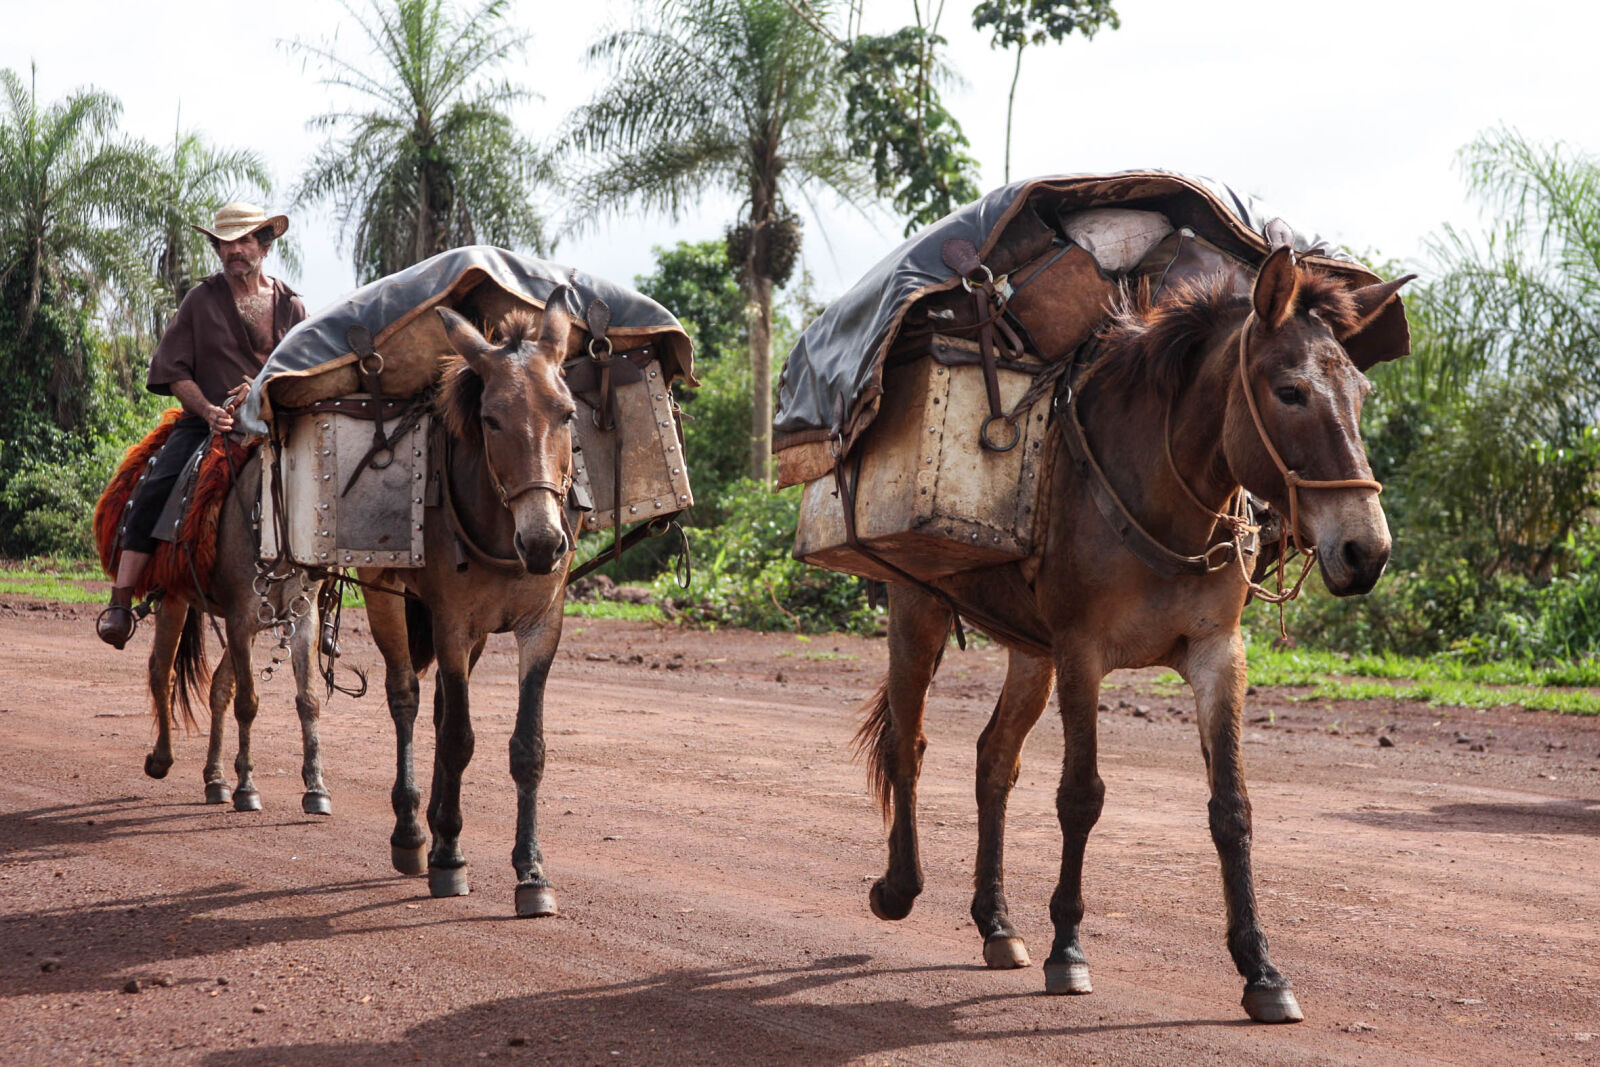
[2,600,1598,1065]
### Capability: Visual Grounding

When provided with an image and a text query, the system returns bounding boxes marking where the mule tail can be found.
[170,606,210,732]
[405,598,435,676]
[852,678,895,822]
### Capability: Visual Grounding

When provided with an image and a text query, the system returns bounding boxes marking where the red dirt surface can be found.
[2,598,1598,1065]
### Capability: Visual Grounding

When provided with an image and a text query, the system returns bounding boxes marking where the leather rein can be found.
[1063,312,1382,603]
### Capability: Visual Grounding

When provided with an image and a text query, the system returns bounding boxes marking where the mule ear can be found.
[436,307,494,368]
[538,287,577,358]
[1253,245,1299,330]
[1337,274,1417,340]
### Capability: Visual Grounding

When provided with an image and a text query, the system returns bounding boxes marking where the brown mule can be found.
[356,292,580,917]
[855,247,1411,1022]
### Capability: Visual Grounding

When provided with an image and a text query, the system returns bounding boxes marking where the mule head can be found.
[1225,247,1414,596]
[436,300,578,575]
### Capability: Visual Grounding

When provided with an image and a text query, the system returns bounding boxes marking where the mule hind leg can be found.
[361,574,425,874]
[290,588,331,816]
[1184,631,1303,1023]
[203,651,236,804]
[863,584,952,922]
[142,602,187,782]
[972,648,1054,969]
[224,611,264,812]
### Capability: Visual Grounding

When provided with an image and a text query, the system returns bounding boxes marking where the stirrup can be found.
[96,604,137,650]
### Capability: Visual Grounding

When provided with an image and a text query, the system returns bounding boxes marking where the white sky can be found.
[6,0,1598,316]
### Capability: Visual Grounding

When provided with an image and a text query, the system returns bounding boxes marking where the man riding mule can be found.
[98,202,306,647]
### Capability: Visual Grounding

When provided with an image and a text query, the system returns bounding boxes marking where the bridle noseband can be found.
[1234,314,1382,557]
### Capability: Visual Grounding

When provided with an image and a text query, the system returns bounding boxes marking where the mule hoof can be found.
[868,879,915,921]
[301,791,333,817]
[983,935,1030,970]
[204,782,232,805]
[144,754,171,780]
[514,884,558,918]
[429,866,470,898]
[1242,985,1304,1024]
[1043,962,1093,995]
[391,844,428,876]
[232,790,262,813]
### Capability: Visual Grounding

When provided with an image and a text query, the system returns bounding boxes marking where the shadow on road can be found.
[1336,796,1600,836]
[195,954,1246,1066]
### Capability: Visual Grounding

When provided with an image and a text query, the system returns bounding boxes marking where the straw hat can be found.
[192,202,289,242]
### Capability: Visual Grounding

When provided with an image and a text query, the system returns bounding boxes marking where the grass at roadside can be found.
[563,598,665,623]
[1242,641,1600,715]
[0,560,104,604]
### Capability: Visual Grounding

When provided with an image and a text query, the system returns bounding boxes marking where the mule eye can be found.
[482,415,502,432]
[1276,386,1306,407]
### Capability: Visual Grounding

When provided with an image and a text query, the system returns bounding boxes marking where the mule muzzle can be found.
[1316,532,1390,597]
[513,528,569,575]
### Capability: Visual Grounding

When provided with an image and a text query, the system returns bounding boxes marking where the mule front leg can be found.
[203,652,236,804]
[867,584,952,923]
[226,614,263,812]
[290,592,331,816]
[1044,652,1105,995]
[1186,631,1302,1023]
[425,636,477,898]
[972,649,1053,969]
[509,613,563,917]
[143,603,186,782]
[362,577,425,874]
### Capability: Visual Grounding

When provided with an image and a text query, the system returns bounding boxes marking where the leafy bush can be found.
[653,478,880,634]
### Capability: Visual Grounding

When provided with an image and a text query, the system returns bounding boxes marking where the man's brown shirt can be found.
[147,274,307,405]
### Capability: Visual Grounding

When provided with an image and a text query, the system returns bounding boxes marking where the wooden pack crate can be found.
[570,356,692,532]
[793,338,1052,582]
[260,398,430,568]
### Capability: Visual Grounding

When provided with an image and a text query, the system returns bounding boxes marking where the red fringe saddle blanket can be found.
[93,409,260,601]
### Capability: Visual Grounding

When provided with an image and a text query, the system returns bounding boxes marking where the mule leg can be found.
[203,652,236,804]
[291,591,331,816]
[425,632,478,898]
[509,609,563,918]
[1043,650,1105,995]
[363,579,425,874]
[143,603,186,782]
[866,584,952,923]
[226,613,263,812]
[1185,631,1303,1023]
[972,649,1054,969]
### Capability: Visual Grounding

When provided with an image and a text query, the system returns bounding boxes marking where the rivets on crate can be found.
[928,427,937,434]
[648,369,657,379]
[654,393,664,400]
[322,474,332,481]
[652,501,661,509]
[343,554,353,562]
[364,555,373,563]
[413,497,422,504]
[318,552,328,560]
[671,467,680,475]
[679,494,688,502]
[666,446,676,453]
[629,505,638,514]
[415,523,423,530]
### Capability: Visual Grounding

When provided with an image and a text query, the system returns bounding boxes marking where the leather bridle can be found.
[1234,315,1382,557]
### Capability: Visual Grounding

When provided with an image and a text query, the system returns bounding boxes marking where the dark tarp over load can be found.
[241,245,695,434]
[773,170,1410,486]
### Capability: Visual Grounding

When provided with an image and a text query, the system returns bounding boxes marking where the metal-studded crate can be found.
[571,361,692,531]
[260,396,430,568]
[793,341,1052,582]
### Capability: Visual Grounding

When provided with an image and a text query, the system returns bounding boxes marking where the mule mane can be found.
[1094,268,1362,397]
[434,310,545,443]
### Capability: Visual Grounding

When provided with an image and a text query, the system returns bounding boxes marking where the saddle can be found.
[94,409,258,602]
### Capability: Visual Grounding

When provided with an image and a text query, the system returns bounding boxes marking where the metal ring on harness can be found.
[979,414,1021,453]
[588,335,614,359]
[359,351,385,375]
[1203,541,1236,572]
[256,599,278,625]
[960,265,996,293]
[288,592,312,619]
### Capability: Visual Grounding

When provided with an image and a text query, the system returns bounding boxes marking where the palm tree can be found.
[0,64,154,426]
[560,0,868,482]
[289,0,548,283]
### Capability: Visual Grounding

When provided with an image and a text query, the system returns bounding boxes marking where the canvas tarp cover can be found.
[774,170,1406,460]
[241,245,694,434]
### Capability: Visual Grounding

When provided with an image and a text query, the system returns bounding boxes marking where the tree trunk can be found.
[1005,43,1026,184]
[748,270,774,484]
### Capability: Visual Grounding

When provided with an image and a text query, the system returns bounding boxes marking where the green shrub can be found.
[653,478,879,634]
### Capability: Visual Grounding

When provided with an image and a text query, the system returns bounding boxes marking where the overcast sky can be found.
[6,0,1598,317]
